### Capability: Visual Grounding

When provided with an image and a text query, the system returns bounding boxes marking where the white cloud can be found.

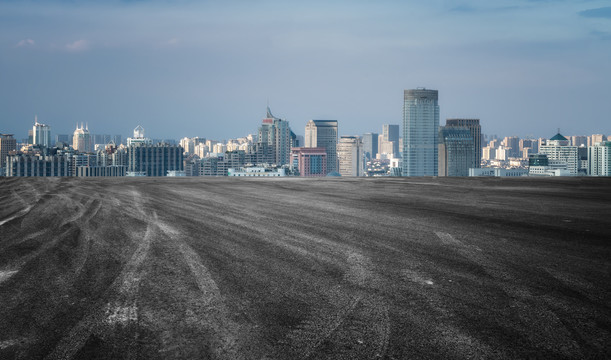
[65,39,89,52]
[16,39,35,47]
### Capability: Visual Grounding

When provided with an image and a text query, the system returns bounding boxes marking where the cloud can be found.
[65,39,89,51]
[579,7,611,19]
[16,39,35,47]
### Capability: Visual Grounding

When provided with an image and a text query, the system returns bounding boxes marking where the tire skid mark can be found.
[46,210,156,360]
[0,205,33,227]
[156,219,245,360]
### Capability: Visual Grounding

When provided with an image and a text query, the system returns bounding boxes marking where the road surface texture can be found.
[0,177,610,359]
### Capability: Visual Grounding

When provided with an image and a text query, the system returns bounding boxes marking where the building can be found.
[75,165,126,177]
[501,136,520,158]
[72,123,92,153]
[469,168,528,177]
[6,154,71,177]
[569,135,588,147]
[362,133,378,161]
[588,141,611,176]
[438,127,475,177]
[0,134,17,170]
[228,167,286,177]
[127,143,184,177]
[382,124,400,156]
[446,119,481,167]
[291,147,327,177]
[305,119,338,174]
[402,88,439,176]
[538,133,578,176]
[588,134,606,147]
[127,125,153,147]
[337,136,364,177]
[258,107,292,166]
[32,116,51,148]
[528,154,571,176]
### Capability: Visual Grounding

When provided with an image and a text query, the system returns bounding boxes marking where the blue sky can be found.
[1,0,610,141]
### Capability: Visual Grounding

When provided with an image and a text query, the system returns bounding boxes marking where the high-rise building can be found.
[0,134,17,169]
[588,134,606,147]
[258,107,292,166]
[501,136,520,158]
[291,147,327,177]
[445,119,481,168]
[570,135,588,147]
[362,133,378,161]
[127,143,184,176]
[588,141,611,176]
[438,127,475,177]
[305,119,338,174]
[382,124,400,156]
[402,88,439,176]
[72,123,92,153]
[538,133,579,176]
[55,134,70,146]
[32,116,51,148]
[337,136,364,177]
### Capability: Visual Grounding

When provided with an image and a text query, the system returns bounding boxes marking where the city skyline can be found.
[1,1,610,140]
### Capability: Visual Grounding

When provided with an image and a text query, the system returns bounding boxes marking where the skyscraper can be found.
[588,141,611,176]
[0,134,17,170]
[438,127,475,176]
[258,107,292,166]
[539,133,579,176]
[305,120,338,174]
[445,118,481,168]
[382,124,400,156]
[402,88,439,176]
[337,136,364,177]
[32,116,51,148]
[362,132,378,161]
[72,123,92,153]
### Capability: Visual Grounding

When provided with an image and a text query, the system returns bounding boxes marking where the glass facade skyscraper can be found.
[402,88,439,176]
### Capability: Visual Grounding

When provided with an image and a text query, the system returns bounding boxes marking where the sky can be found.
[1,0,610,141]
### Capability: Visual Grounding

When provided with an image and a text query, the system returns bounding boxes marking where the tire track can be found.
[156,219,245,360]
[46,208,156,360]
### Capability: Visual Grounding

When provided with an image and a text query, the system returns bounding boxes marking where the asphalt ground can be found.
[0,177,610,359]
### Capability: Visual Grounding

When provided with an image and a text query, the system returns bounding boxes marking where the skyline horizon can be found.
[4,106,608,144]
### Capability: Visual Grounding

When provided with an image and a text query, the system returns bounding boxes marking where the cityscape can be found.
[1,1,611,359]
[1,88,609,177]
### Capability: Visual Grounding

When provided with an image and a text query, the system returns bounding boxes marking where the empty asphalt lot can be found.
[0,177,610,359]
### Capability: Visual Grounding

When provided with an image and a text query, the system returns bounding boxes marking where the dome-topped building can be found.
[72,123,92,153]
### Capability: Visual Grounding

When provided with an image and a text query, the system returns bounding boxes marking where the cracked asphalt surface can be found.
[0,177,610,359]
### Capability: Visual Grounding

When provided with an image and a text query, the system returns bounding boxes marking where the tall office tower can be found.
[588,141,611,176]
[113,135,123,146]
[258,107,292,165]
[362,133,378,161]
[32,116,51,148]
[0,134,17,169]
[539,133,579,176]
[445,119,481,168]
[438,127,475,177]
[72,123,92,153]
[382,124,400,156]
[501,136,520,158]
[180,137,195,154]
[402,88,439,176]
[305,119,338,173]
[337,136,364,177]
[291,147,327,177]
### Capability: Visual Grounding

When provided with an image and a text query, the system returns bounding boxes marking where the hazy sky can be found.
[1,0,610,141]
